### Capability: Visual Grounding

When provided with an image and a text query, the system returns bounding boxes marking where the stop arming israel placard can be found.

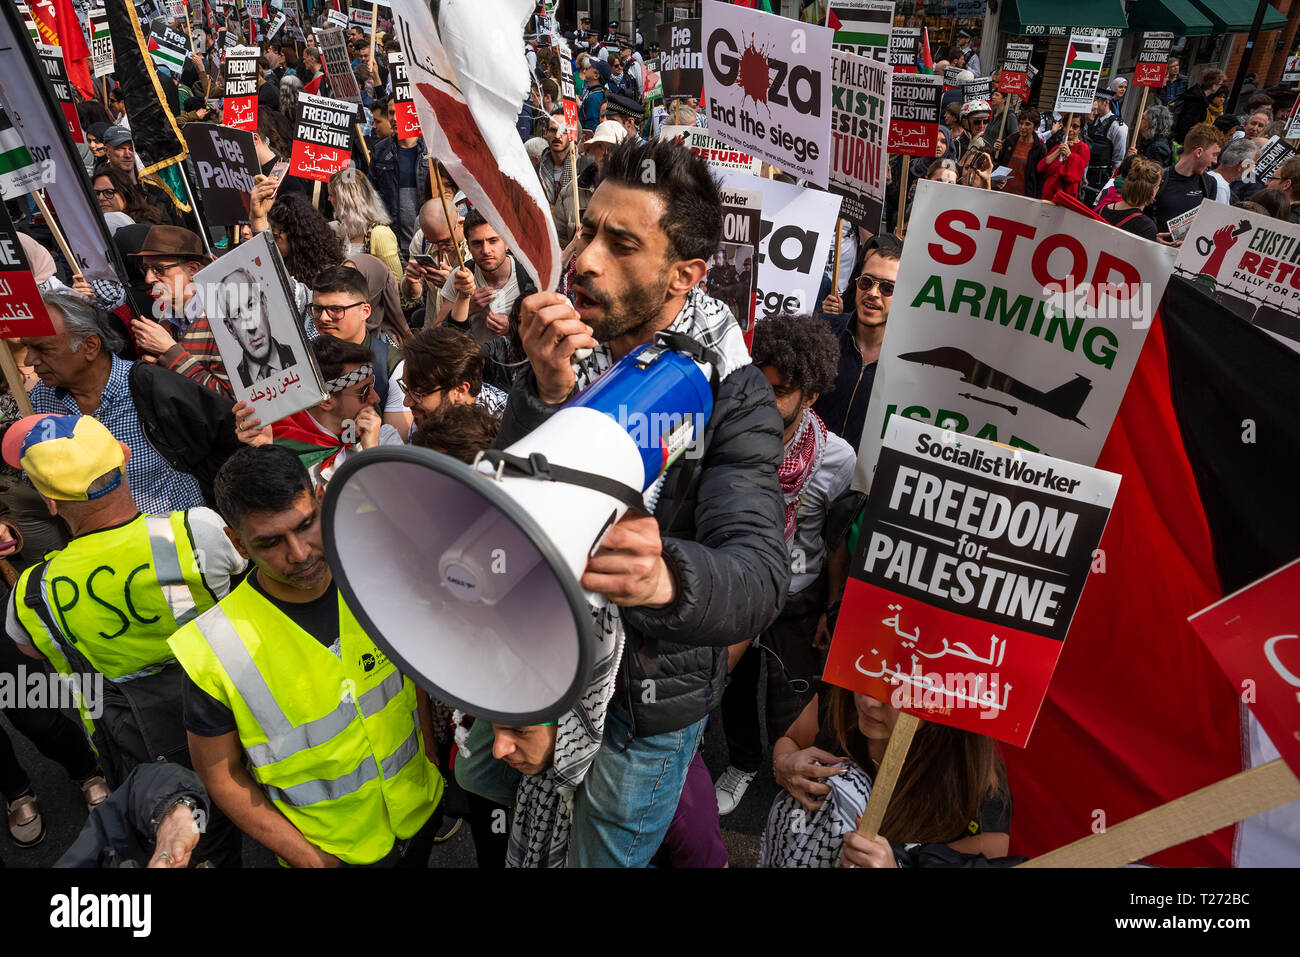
[289,92,357,182]
[856,180,1176,484]
[1055,34,1107,114]
[823,415,1120,747]
[389,51,421,138]
[999,43,1033,98]
[221,46,260,132]
[1133,32,1174,88]
[718,169,842,321]
[701,0,833,187]
[829,50,889,231]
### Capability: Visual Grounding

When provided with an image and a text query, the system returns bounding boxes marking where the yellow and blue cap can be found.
[2,414,127,502]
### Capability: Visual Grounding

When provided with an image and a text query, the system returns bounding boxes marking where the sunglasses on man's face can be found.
[856,275,896,297]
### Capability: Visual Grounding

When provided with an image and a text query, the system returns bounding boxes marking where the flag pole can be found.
[429,157,466,269]
[31,191,79,279]
[569,141,581,245]
[0,342,33,417]
[895,159,909,234]
[1127,87,1149,155]
[831,217,842,294]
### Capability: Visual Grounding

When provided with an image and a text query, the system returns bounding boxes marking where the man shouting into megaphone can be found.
[471,138,791,867]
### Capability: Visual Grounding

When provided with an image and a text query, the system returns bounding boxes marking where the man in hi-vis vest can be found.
[170,446,444,867]
[3,412,246,865]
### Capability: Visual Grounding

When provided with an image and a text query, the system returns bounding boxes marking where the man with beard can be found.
[489,138,790,867]
[815,236,901,453]
[396,325,509,432]
[169,446,445,867]
[436,209,531,345]
[214,268,297,389]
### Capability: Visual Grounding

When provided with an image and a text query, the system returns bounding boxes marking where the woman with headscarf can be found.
[1107,76,1128,118]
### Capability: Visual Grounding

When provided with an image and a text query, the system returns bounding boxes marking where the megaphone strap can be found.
[476,450,646,512]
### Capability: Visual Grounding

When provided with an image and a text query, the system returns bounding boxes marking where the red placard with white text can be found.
[886,72,942,156]
[0,201,55,338]
[1188,559,1300,777]
[823,417,1120,748]
[1133,32,1174,88]
[999,43,1033,99]
[221,46,260,132]
[289,92,357,182]
[388,52,422,138]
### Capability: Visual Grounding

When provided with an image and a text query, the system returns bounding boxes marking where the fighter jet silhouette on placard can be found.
[898,346,1093,426]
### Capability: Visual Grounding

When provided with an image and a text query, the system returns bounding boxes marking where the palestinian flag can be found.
[1064,37,1105,74]
[1002,252,1300,864]
[105,0,191,211]
[919,25,934,74]
[0,107,43,200]
[826,3,890,51]
[148,32,187,73]
[273,412,347,471]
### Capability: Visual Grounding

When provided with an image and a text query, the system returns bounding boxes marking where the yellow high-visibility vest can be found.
[168,579,443,865]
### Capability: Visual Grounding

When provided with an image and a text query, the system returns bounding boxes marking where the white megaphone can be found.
[322,333,717,724]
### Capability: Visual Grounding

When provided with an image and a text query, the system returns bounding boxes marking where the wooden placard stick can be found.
[895,160,910,235]
[0,341,33,417]
[996,91,1012,147]
[856,711,922,839]
[1021,758,1300,868]
[354,121,371,164]
[569,142,581,240]
[311,179,321,211]
[1127,86,1149,155]
[831,216,843,295]
[429,158,466,269]
[31,192,79,279]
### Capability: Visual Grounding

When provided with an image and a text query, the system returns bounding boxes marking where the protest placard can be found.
[1055,34,1107,114]
[148,24,189,74]
[389,51,421,138]
[857,180,1176,480]
[1173,200,1300,353]
[289,92,357,182]
[1285,98,1300,140]
[703,185,761,333]
[998,43,1032,98]
[1252,136,1296,185]
[192,231,326,425]
[717,170,842,320]
[350,6,373,32]
[942,64,963,92]
[827,0,892,63]
[823,416,1120,747]
[0,106,45,200]
[886,72,941,155]
[318,26,361,104]
[1284,54,1300,83]
[660,124,761,174]
[221,45,260,132]
[0,200,54,339]
[557,53,579,140]
[702,0,833,186]
[963,76,991,105]
[326,8,349,30]
[1133,32,1174,88]
[887,27,918,73]
[1189,558,1300,779]
[90,8,114,78]
[658,18,703,100]
[39,45,84,142]
[183,122,259,226]
[264,11,286,41]
[829,50,889,231]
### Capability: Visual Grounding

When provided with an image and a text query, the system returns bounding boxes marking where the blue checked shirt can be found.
[30,354,205,514]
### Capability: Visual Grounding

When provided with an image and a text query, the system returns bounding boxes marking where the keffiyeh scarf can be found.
[778,409,827,546]
[505,289,751,867]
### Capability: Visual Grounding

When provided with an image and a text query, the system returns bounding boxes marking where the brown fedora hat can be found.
[130,225,212,263]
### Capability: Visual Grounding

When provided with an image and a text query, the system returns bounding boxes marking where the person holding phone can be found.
[400,198,469,326]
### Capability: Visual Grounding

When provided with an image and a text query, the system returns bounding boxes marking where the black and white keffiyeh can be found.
[505,289,750,867]
[759,763,872,868]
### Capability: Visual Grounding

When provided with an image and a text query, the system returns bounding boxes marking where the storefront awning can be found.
[999,0,1129,39]
[1127,0,1216,37]
[1187,0,1288,33]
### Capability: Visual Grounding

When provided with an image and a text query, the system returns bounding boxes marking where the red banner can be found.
[0,203,55,339]
[289,140,350,182]
[1189,558,1300,779]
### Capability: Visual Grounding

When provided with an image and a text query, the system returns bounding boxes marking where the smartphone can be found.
[269,160,290,194]
[412,254,438,268]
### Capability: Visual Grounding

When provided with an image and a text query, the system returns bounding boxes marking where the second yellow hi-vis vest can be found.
[15,512,220,733]
[168,580,443,865]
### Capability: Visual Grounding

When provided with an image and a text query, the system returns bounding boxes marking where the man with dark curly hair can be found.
[715,314,858,816]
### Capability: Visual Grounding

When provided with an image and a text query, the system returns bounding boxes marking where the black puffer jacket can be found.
[496,352,791,737]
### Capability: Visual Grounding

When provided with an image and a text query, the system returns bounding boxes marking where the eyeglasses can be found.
[398,379,442,403]
[347,381,374,401]
[143,261,184,278]
[856,275,896,297]
[94,188,118,199]
[309,301,365,319]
